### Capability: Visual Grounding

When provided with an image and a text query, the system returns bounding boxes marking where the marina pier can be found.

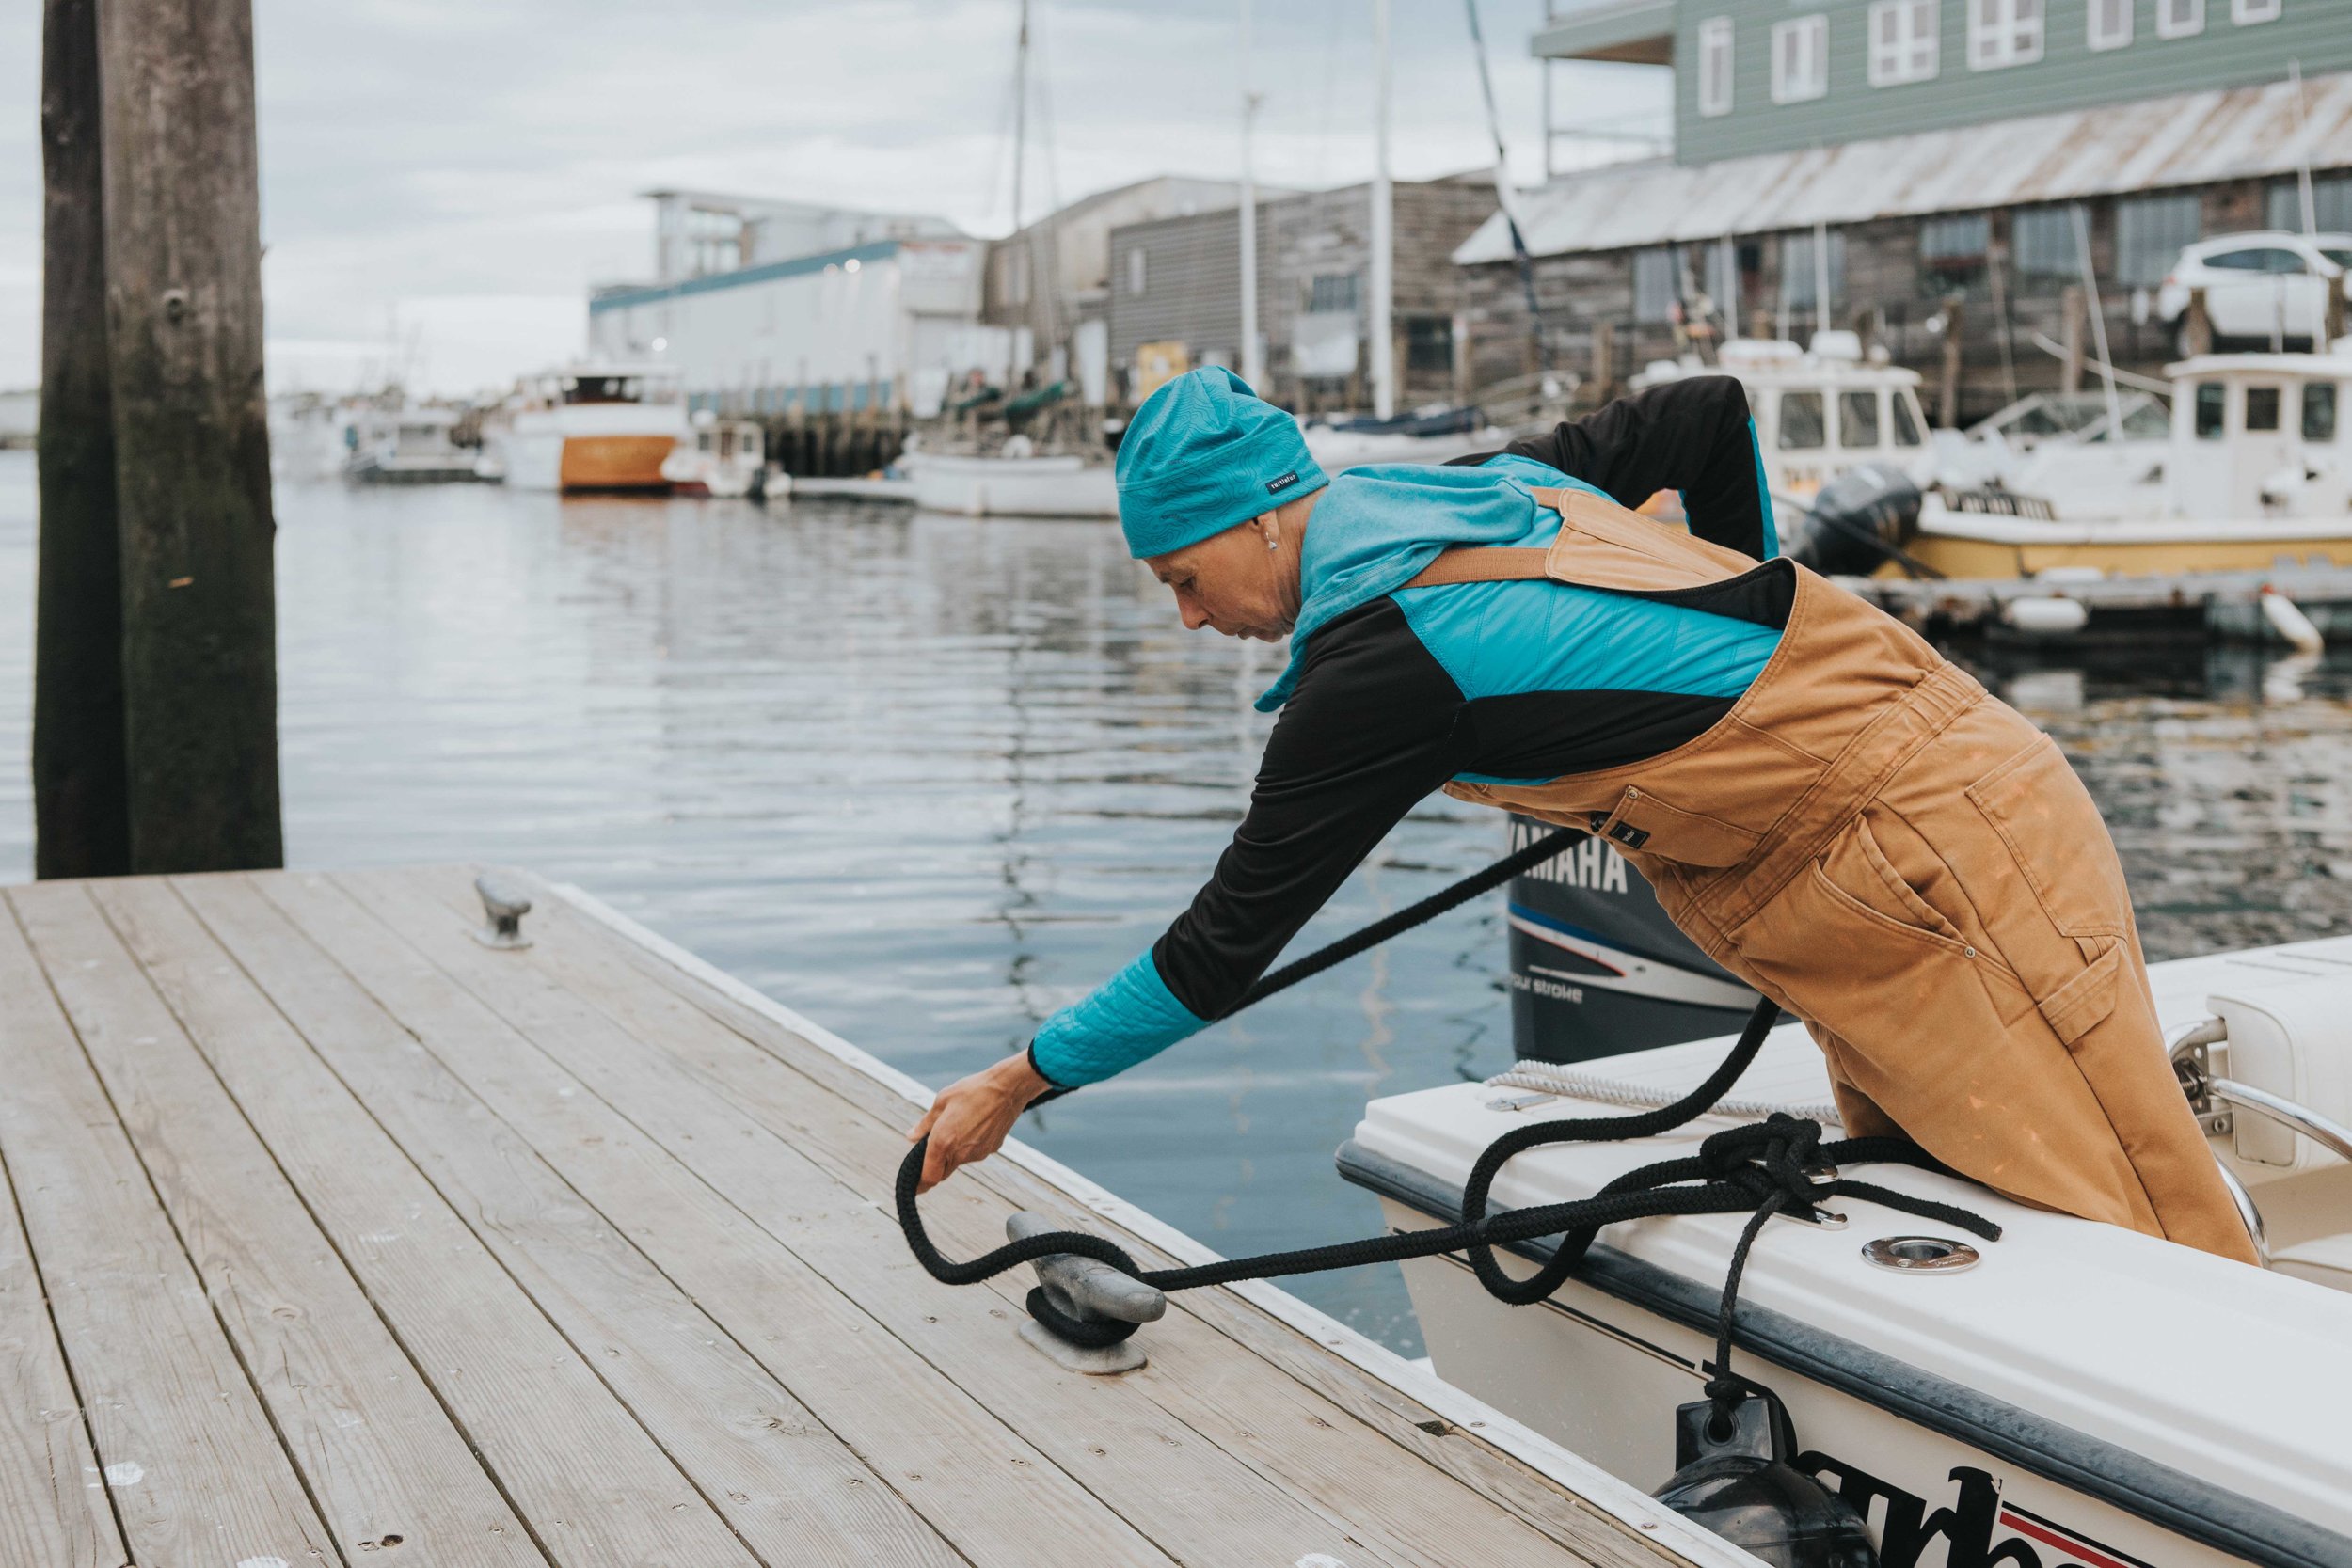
[0,862,1739,1568]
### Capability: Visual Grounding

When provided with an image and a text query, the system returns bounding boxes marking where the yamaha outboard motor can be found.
[1783,464,1923,578]
[1503,816,1759,1064]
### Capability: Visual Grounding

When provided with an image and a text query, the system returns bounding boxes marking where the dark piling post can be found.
[34,0,131,879]
[97,0,282,872]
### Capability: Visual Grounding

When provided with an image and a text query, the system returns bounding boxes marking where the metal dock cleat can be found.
[472,873,534,950]
[1005,1211,1165,1374]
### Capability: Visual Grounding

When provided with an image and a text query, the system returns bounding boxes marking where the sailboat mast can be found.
[1369,0,1395,419]
[1010,0,1029,234]
[1239,0,1263,388]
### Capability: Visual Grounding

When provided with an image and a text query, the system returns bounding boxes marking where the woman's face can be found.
[1147,514,1301,641]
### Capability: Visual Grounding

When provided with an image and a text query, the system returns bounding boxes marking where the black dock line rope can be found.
[898,833,2000,1432]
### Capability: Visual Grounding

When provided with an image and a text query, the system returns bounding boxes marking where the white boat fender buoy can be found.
[2260,589,2326,655]
[1999,595,2090,636]
[1652,1386,1878,1568]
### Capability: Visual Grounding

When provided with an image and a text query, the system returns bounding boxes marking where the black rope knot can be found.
[1695,1113,1831,1209]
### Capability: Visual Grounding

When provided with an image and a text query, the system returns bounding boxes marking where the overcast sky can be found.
[0,0,1667,397]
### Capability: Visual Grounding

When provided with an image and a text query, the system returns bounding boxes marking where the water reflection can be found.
[2,450,2349,1350]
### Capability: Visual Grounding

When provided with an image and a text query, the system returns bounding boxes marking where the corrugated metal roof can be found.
[1456,70,2352,265]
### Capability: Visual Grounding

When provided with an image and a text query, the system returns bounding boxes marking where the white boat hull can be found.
[500,404,687,493]
[1376,1211,2258,1568]
[901,453,1118,517]
[1346,935,2352,1568]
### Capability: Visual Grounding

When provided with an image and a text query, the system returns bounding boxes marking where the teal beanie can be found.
[1115,367,1327,560]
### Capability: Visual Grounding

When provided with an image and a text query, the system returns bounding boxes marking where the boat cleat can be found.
[1005,1211,1166,1374]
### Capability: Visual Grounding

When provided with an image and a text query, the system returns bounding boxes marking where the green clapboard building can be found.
[1458,0,2352,421]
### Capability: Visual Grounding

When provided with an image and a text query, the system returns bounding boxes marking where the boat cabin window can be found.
[1779,390,1826,449]
[564,375,643,404]
[2245,386,2282,433]
[2307,384,2340,442]
[1891,391,1924,447]
[1839,390,1880,449]
[2193,382,2227,440]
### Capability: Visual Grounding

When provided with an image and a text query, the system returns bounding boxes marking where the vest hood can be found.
[1257,455,1594,712]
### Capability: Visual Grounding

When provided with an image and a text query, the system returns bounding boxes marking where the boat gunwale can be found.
[1334,1137,2352,1568]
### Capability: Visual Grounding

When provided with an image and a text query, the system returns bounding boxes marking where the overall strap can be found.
[1398,483,1600,589]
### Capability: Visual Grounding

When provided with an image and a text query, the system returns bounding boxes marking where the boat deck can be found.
[0,864,1728,1568]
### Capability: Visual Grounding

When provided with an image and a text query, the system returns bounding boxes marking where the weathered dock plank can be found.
[0,1093,121,1568]
[165,872,962,1568]
[431,868,1677,1568]
[15,879,540,1567]
[261,868,1181,1568]
[0,895,335,1566]
[534,870,1701,1568]
[0,863,1744,1568]
[343,864,1586,1568]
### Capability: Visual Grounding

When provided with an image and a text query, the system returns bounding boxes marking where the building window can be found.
[2087,0,2133,48]
[1125,247,1146,297]
[2268,175,2352,232]
[1405,315,1454,374]
[2156,0,2203,37]
[1781,230,1847,311]
[1920,213,1990,296]
[2232,0,2280,22]
[1307,272,1359,313]
[1698,18,1735,117]
[2012,203,2086,283]
[1634,246,1682,324]
[2116,191,2202,285]
[1702,238,1740,323]
[1869,0,1939,85]
[1006,247,1031,306]
[1772,15,1828,103]
[1968,0,2042,67]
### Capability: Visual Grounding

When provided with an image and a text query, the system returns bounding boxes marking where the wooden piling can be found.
[1937,295,1965,429]
[34,0,130,879]
[99,0,281,872]
[2059,286,2087,395]
[2185,287,2214,356]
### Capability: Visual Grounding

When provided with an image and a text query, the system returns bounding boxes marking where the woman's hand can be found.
[906,1051,1056,1194]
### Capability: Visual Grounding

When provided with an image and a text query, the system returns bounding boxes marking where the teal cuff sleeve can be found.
[1029,952,1208,1086]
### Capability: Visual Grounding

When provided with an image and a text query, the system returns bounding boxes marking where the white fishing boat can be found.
[899,448,1119,517]
[660,412,764,499]
[494,363,688,493]
[1639,336,1940,504]
[1907,348,2352,578]
[1343,932,2352,1568]
[342,405,483,485]
[1302,407,1513,469]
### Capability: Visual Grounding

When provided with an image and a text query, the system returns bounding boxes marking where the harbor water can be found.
[6,449,2351,1351]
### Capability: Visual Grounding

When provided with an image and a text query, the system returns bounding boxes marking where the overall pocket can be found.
[1811,815,2036,1024]
[1965,735,2131,941]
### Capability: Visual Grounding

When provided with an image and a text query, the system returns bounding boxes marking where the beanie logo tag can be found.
[1265,471,1301,496]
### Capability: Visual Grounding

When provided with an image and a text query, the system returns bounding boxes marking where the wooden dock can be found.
[0,864,1745,1568]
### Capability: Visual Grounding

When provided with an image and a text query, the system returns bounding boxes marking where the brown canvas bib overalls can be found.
[1409,484,2257,1263]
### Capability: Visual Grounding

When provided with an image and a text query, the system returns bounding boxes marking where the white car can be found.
[2155,230,2352,351]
